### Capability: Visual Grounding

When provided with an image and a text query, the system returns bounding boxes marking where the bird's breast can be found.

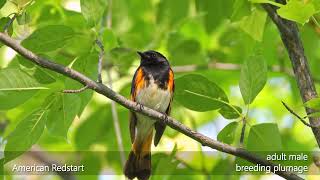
[135,77,171,113]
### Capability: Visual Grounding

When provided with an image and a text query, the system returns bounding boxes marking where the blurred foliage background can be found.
[0,0,320,180]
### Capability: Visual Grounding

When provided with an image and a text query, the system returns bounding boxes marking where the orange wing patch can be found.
[132,68,145,99]
[167,69,174,92]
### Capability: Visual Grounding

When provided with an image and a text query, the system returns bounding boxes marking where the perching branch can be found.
[263,1,320,147]
[0,33,302,180]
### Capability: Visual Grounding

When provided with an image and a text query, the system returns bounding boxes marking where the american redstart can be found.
[124,50,175,180]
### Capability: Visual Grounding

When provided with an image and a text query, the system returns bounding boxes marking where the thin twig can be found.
[239,117,246,147]
[0,32,303,180]
[95,39,104,83]
[281,101,319,128]
[62,36,105,94]
[62,85,89,93]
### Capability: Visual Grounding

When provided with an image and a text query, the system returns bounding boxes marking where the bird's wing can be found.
[154,69,174,146]
[129,67,145,143]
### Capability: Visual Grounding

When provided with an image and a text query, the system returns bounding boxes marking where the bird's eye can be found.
[151,54,156,58]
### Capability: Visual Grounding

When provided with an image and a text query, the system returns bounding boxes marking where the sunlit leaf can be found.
[304,98,320,110]
[0,17,13,37]
[175,74,228,111]
[80,0,107,28]
[4,109,47,162]
[0,0,6,9]
[219,105,242,119]
[239,8,267,41]
[0,68,48,110]
[45,93,80,138]
[217,121,239,144]
[74,106,111,150]
[65,52,98,114]
[156,0,190,26]
[239,54,267,104]
[102,28,118,51]
[21,25,74,53]
[195,0,233,33]
[277,0,316,24]
[247,123,282,151]
[231,0,251,21]
[152,145,179,179]
[306,112,320,118]
[0,158,3,177]
[17,11,31,25]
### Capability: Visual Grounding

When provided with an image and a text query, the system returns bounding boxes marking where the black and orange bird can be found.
[124,50,174,180]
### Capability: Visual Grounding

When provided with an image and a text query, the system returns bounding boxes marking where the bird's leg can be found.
[161,112,169,124]
[136,102,144,111]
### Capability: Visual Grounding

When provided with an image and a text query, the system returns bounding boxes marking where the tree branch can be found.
[262,2,320,147]
[0,33,302,180]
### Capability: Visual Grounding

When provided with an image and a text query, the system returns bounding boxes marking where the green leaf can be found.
[167,34,206,66]
[0,68,48,110]
[107,47,137,74]
[175,74,228,112]
[0,68,47,91]
[239,8,267,41]
[312,0,320,11]
[152,145,179,179]
[304,98,320,110]
[17,11,31,25]
[102,28,118,51]
[231,0,251,21]
[195,0,234,33]
[21,25,74,53]
[217,122,238,144]
[0,158,3,176]
[219,105,242,119]
[277,0,316,24]
[65,52,98,114]
[74,106,110,150]
[0,0,6,10]
[247,123,282,151]
[4,109,47,162]
[306,112,320,118]
[0,17,13,36]
[156,0,190,26]
[249,0,283,7]
[77,153,102,177]
[45,93,81,138]
[239,54,267,104]
[80,0,107,28]
[11,0,32,7]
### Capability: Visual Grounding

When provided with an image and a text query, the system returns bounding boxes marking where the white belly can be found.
[135,78,172,140]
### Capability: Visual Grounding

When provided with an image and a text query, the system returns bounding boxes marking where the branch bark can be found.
[262,2,320,147]
[0,33,302,180]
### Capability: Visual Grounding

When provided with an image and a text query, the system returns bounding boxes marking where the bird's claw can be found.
[136,102,144,111]
[161,112,168,123]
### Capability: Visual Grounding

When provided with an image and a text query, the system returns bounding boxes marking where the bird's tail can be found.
[124,130,153,180]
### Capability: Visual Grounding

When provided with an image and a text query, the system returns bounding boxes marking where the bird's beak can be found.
[137,51,146,59]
